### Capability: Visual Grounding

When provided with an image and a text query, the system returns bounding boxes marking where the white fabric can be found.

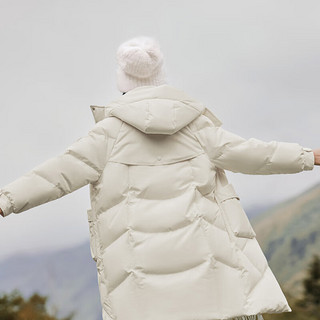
[0,84,315,320]
[116,36,167,93]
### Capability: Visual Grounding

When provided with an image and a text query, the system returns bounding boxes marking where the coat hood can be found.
[90,84,222,135]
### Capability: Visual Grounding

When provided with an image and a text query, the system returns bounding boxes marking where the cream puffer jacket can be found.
[0,84,315,320]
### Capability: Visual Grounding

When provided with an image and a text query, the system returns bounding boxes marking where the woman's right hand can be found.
[313,149,320,166]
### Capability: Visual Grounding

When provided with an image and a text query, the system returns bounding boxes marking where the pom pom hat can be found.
[116,36,168,93]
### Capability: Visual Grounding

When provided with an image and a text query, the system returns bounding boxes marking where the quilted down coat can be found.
[0,84,315,320]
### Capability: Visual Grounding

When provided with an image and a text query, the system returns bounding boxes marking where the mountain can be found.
[0,241,103,320]
[250,181,320,298]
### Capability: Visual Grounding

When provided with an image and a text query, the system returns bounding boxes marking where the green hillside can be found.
[250,181,320,299]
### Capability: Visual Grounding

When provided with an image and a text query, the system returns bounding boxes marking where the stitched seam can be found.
[107,151,204,166]
[176,99,203,114]
[239,239,263,276]
[145,101,151,132]
[31,170,65,195]
[186,121,215,167]
[108,121,125,160]
[95,124,109,181]
[301,148,306,170]
[91,123,122,188]
[245,265,268,298]
[172,102,177,132]
[65,150,102,176]
[263,141,280,174]
[119,97,204,114]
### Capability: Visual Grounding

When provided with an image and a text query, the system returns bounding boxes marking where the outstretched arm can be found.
[193,114,317,174]
[211,127,316,174]
[0,119,109,218]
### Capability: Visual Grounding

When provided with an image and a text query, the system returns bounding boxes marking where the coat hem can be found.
[223,313,264,320]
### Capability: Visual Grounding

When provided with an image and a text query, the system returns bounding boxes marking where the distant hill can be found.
[0,241,103,320]
[250,181,320,298]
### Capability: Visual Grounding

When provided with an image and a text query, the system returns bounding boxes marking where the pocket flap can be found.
[215,183,256,239]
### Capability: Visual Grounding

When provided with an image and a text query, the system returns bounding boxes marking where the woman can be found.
[1,36,319,320]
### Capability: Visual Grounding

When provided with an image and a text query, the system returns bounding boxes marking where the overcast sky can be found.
[0,0,319,262]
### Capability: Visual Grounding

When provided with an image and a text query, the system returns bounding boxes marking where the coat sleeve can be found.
[194,115,315,175]
[0,120,109,218]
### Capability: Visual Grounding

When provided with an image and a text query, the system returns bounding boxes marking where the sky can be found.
[0,0,319,261]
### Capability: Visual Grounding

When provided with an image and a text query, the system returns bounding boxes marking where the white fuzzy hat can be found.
[116,36,167,93]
